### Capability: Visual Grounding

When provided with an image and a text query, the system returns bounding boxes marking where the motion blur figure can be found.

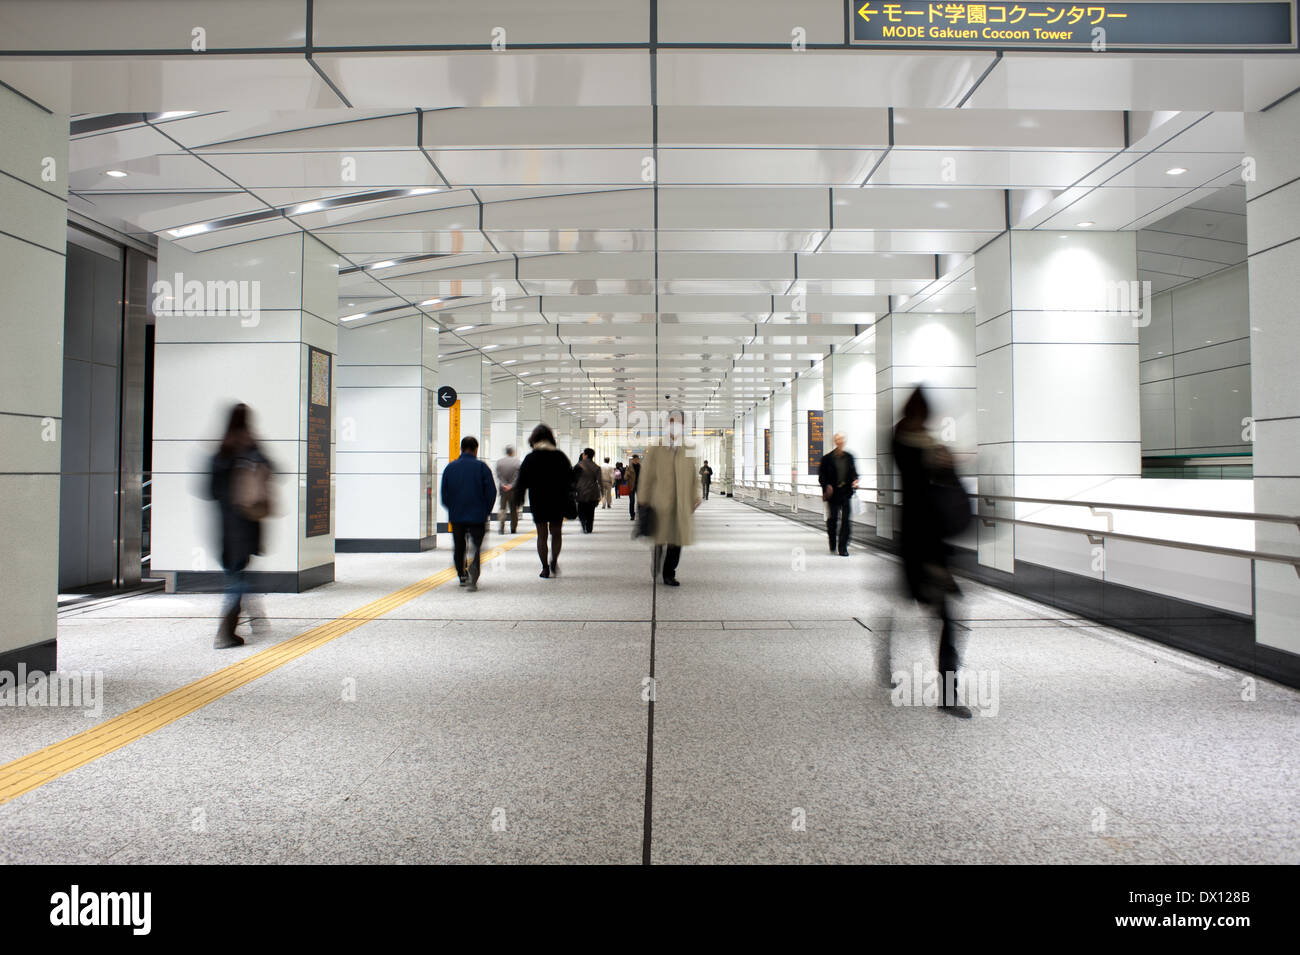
[208,403,273,649]
[573,448,602,532]
[600,457,615,508]
[699,460,713,500]
[626,454,641,520]
[441,435,496,592]
[889,386,970,719]
[639,410,701,586]
[818,431,859,556]
[515,423,573,578]
[495,444,521,535]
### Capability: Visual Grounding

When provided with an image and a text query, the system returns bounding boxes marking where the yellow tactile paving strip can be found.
[0,531,538,807]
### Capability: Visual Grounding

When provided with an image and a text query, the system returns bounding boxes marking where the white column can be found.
[820,351,876,528]
[1246,97,1300,657]
[436,353,490,532]
[772,386,793,501]
[336,316,437,551]
[152,231,338,591]
[974,230,1140,573]
[796,373,823,499]
[491,378,520,459]
[518,391,542,451]
[0,86,66,670]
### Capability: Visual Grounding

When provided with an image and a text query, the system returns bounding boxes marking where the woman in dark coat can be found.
[209,402,273,648]
[892,386,968,717]
[573,448,602,533]
[514,423,573,578]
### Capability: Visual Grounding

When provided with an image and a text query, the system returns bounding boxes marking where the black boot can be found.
[214,605,244,648]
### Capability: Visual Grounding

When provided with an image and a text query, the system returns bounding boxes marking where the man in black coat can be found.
[817,431,859,556]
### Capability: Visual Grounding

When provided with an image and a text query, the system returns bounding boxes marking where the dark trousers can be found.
[701,480,710,500]
[657,543,682,581]
[497,489,519,534]
[826,497,851,552]
[578,499,597,533]
[453,523,487,582]
[628,490,637,518]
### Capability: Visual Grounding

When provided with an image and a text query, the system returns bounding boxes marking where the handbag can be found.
[635,504,657,539]
[931,479,972,538]
[821,484,833,502]
[564,490,579,521]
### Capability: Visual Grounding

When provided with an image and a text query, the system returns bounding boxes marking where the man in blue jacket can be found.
[440,436,497,591]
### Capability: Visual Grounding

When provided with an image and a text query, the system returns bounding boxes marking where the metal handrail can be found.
[973,492,1300,528]
[730,481,1300,571]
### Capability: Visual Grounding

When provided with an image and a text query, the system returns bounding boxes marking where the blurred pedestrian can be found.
[515,424,574,578]
[600,457,615,508]
[639,411,700,586]
[626,453,641,520]
[818,431,859,556]
[699,460,714,500]
[208,403,274,648]
[574,448,602,533]
[614,461,624,499]
[892,386,970,719]
[440,436,496,592]
[495,444,521,534]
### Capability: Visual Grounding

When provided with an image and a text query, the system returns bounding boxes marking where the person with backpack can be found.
[208,402,274,649]
[441,436,497,591]
[891,385,972,718]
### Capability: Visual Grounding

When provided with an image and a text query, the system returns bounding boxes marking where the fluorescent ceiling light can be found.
[503,359,517,365]
[1165,167,1188,176]
[407,187,440,196]
[341,313,368,322]
[1076,221,1094,228]
[291,201,325,215]
[518,371,530,376]
[368,260,396,270]
[105,169,128,178]
[482,344,499,350]
[156,111,197,120]
[420,298,442,307]
[456,325,474,332]
[167,223,211,238]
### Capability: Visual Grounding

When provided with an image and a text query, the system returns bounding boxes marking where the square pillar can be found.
[335,315,437,552]
[152,231,339,591]
[0,86,67,671]
[974,230,1140,573]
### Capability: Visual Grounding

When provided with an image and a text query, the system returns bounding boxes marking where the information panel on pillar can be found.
[848,1,1296,49]
[764,428,771,476]
[306,347,332,538]
[807,410,824,473]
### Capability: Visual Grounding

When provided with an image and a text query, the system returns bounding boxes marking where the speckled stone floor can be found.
[2,497,1297,864]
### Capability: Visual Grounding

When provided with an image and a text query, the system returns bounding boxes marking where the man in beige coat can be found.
[639,410,701,586]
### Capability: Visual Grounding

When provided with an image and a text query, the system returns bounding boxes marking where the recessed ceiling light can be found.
[1077,221,1094,228]
[420,298,441,307]
[407,187,440,196]
[105,169,128,178]
[456,325,474,332]
[368,260,396,270]
[156,111,197,120]
[482,344,499,350]
[167,223,211,238]
[291,201,324,215]
[519,371,530,376]
[969,286,977,291]
[503,359,517,365]
[341,312,367,322]
[1165,167,1188,176]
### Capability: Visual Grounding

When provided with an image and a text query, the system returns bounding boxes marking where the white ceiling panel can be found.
[658,51,996,109]
[426,148,649,186]
[0,0,306,51]
[312,0,649,45]
[199,150,439,188]
[893,108,1124,149]
[0,55,343,114]
[870,149,1111,189]
[660,148,878,186]
[314,52,651,109]
[69,152,235,192]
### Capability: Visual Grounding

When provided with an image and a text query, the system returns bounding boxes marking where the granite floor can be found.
[2,496,1297,864]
